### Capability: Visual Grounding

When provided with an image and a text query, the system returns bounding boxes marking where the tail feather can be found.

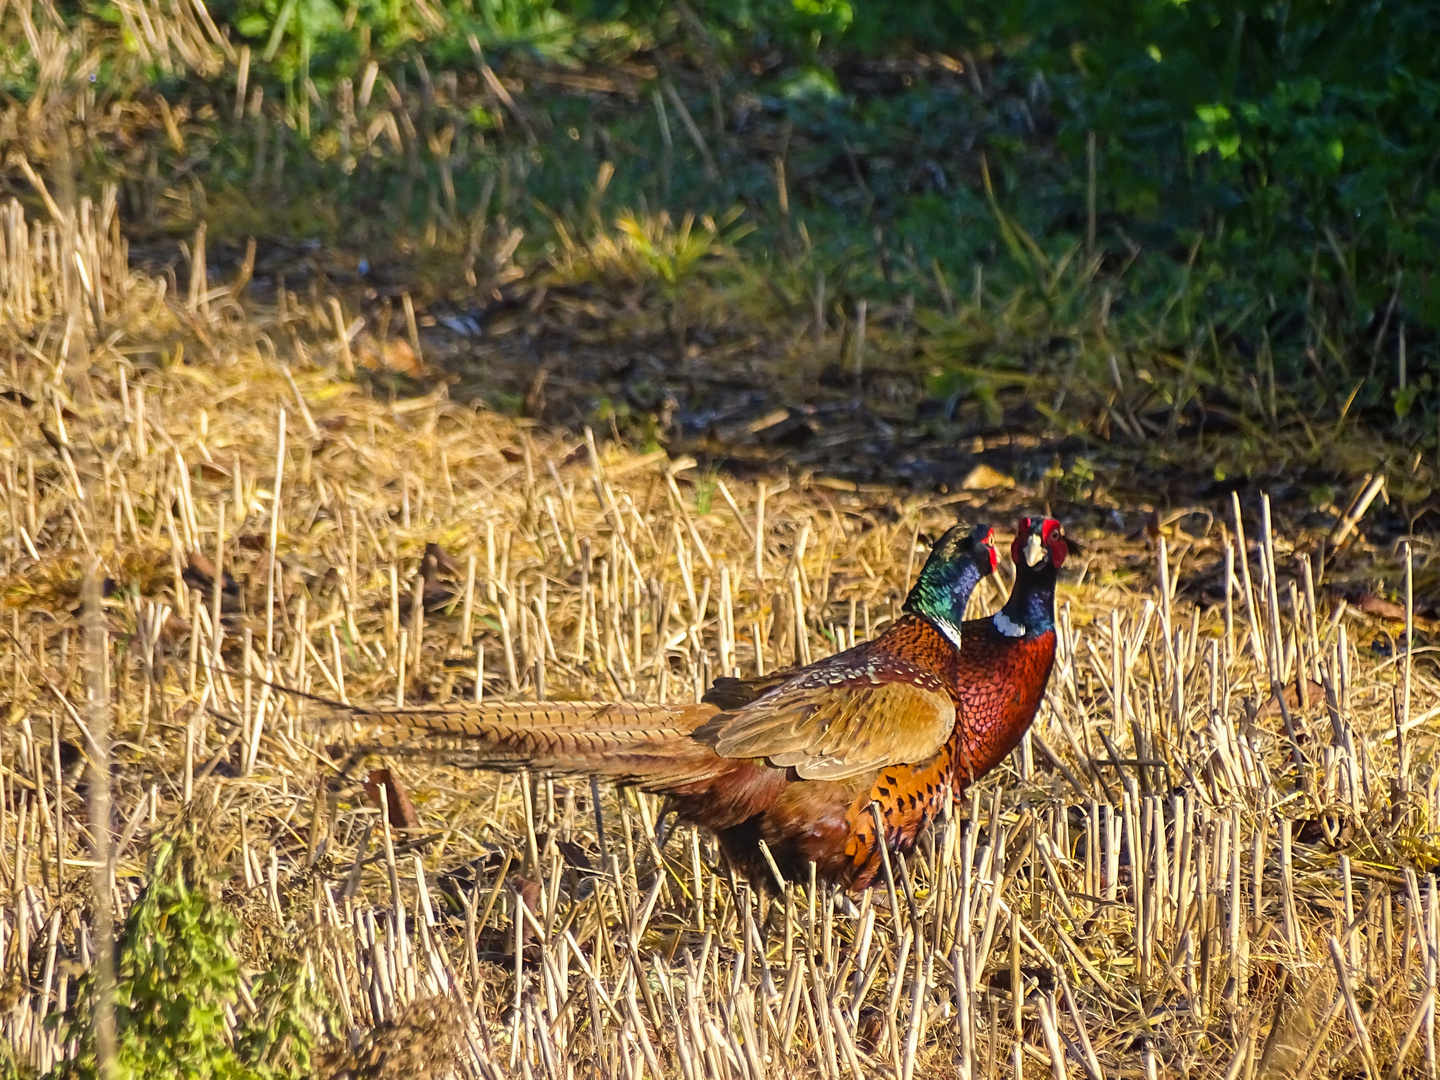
[340,700,725,786]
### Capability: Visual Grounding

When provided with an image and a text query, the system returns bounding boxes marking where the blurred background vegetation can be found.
[3,0,1438,501]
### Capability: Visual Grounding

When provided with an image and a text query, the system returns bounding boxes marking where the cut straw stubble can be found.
[4,213,1439,1078]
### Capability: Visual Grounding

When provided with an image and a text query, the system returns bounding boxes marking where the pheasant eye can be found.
[1047,529,1069,568]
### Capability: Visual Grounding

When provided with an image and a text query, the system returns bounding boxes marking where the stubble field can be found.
[2,183,1440,1080]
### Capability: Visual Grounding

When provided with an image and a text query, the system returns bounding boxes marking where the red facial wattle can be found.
[1040,518,1068,568]
[1010,517,1066,569]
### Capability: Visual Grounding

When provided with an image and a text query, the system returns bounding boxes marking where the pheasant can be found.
[345,520,1062,890]
[944,515,1069,793]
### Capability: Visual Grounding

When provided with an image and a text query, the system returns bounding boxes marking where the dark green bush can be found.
[741,0,1440,397]
[992,0,1440,324]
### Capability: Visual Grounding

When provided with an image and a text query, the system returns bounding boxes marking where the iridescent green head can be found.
[903,523,998,647]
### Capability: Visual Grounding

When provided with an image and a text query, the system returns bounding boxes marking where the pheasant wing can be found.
[691,659,955,781]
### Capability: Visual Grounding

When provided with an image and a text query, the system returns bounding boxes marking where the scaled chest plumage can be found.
[833,619,968,884]
[951,619,1057,788]
[834,618,1056,884]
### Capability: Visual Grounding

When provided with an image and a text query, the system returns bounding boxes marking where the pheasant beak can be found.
[1023,531,1046,567]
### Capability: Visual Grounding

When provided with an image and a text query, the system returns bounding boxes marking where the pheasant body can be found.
[685,614,976,888]
[353,519,1069,891]
[950,562,1062,789]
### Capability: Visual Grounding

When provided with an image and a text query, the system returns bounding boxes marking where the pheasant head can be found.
[1011,516,1070,574]
[903,523,997,647]
[997,517,1071,637]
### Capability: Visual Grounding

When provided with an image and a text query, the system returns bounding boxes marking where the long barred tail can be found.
[337,700,726,787]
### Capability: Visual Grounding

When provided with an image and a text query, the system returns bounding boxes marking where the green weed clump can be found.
[47,817,328,1080]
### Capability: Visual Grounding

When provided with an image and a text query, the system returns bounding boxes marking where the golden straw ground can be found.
[3,191,1440,1079]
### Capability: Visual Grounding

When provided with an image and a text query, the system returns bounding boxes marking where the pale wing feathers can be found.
[341,674,954,785]
[698,680,955,781]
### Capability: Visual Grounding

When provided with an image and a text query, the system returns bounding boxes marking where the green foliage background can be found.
[8,0,1439,430]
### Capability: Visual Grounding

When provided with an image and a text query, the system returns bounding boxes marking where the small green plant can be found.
[562,208,752,291]
[0,1039,30,1080]
[694,470,719,515]
[1059,456,1095,501]
[47,814,327,1080]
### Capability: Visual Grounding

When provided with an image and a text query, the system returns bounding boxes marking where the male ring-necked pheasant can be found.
[945,516,1068,793]
[351,517,1068,890]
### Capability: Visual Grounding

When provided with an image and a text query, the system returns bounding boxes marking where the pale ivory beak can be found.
[1024,532,1046,567]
